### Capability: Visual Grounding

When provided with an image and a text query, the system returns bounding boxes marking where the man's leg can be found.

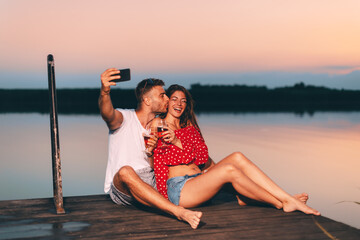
[113,166,202,229]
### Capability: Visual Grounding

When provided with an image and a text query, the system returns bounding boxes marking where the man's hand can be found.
[99,68,123,130]
[100,68,120,94]
[146,134,159,153]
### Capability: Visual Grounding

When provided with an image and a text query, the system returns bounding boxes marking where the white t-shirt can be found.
[104,109,150,193]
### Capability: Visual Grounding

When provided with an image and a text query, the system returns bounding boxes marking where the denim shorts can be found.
[167,173,202,206]
[109,167,157,206]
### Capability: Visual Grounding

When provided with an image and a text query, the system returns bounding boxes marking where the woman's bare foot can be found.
[176,207,203,229]
[293,193,309,204]
[236,195,247,206]
[283,197,320,215]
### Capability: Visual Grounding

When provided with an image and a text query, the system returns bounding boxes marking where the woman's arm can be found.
[191,127,209,166]
[200,156,216,173]
[155,128,193,165]
[156,126,208,166]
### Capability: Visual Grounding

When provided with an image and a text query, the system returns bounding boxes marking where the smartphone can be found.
[110,68,131,82]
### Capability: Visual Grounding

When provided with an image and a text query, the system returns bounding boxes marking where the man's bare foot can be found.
[176,207,203,229]
[283,197,320,215]
[293,193,309,204]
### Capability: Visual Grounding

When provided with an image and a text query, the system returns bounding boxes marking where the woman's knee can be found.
[220,163,242,180]
[230,152,251,168]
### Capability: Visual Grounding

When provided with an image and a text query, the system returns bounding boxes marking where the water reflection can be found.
[0,112,359,228]
[0,220,90,240]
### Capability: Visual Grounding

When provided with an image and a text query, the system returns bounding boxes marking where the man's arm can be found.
[98,68,123,130]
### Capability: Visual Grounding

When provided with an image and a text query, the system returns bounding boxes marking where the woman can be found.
[150,84,320,215]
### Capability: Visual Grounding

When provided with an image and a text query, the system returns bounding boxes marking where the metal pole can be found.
[47,54,65,214]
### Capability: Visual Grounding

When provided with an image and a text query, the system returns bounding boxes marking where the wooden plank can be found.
[0,194,359,240]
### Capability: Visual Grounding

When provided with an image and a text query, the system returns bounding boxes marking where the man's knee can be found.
[117,166,137,183]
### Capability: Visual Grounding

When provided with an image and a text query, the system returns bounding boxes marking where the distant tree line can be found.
[0,88,136,114]
[1,82,360,114]
[190,82,360,113]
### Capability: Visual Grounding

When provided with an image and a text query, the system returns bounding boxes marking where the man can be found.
[99,68,202,229]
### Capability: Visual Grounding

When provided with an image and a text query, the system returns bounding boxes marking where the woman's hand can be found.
[162,128,183,149]
[201,157,216,173]
[162,127,176,143]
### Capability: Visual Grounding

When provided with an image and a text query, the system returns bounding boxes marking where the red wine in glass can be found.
[144,125,152,154]
[157,120,169,147]
[144,135,150,146]
[157,126,168,138]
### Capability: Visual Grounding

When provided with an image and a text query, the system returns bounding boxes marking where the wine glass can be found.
[157,119,168,147]
[143,125,152,155]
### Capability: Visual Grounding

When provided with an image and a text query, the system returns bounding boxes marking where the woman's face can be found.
[168,90,187,118]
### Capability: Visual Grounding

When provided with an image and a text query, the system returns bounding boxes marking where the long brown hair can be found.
[164,84,202,134]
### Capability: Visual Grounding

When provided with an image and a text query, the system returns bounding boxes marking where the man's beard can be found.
[152,104,167,114]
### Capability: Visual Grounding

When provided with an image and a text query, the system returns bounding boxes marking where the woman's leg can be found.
[213,152,319,215]
[179,163,283,209]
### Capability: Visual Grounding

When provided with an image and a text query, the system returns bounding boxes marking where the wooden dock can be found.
[0,193,359,239]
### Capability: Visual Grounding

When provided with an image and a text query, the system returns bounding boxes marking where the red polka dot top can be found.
[153,125,209,199]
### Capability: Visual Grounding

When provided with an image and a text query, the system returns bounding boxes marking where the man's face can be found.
[147,86,169,113]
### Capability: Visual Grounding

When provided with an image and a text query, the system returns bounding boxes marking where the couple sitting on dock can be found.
[99,68,320,229]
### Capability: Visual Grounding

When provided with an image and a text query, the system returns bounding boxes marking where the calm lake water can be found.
[0,112,359,228]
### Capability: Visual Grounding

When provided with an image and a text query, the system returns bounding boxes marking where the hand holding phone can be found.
[110,68,131,82]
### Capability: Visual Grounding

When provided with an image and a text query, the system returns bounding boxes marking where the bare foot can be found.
[293,193,309,204]
[236,195,247,206]
[176,207,203,229]
[283,197,320,216]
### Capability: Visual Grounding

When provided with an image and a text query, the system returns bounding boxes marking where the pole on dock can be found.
[47,54,65,214]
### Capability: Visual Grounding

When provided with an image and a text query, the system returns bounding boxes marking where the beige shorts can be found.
[109,167,157,205]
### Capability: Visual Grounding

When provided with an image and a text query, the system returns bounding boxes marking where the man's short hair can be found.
[135,78,165,103]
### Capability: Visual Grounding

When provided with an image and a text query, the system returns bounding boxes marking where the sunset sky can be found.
[1,0,360,89]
